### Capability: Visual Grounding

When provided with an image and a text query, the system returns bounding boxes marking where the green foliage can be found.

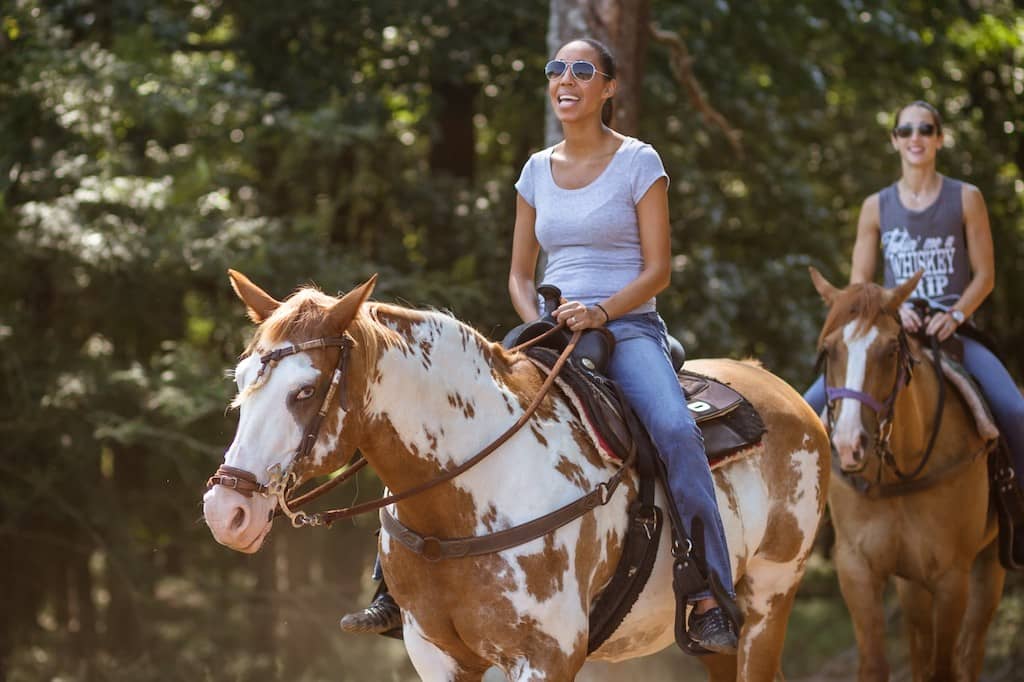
[0,0,1021,679]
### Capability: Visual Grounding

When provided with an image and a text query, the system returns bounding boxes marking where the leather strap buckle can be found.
[421,537,443,562]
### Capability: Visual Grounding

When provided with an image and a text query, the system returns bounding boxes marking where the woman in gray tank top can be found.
[805,101,1024,541]
[508,38,738,654]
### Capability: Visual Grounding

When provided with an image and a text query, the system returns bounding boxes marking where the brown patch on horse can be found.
[759,503,804,564]
[517,534,571,601]
[555,456,588,489]
[574,511,619,612]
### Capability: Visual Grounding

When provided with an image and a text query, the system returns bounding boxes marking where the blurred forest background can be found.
[1,0,1023,680]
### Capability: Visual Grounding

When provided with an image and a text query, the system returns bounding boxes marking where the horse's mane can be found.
[246,287,507,372]
[818,283,890,349]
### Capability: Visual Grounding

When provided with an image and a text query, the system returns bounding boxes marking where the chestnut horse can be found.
[204,271,829,682]
[810,268,1004,682]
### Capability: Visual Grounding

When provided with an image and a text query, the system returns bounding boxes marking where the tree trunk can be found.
[429,81,478,180]
[546,0,651,145]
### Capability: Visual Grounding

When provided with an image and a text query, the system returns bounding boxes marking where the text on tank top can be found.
[878,176,971,307]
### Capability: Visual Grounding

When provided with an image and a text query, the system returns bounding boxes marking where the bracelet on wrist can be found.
[594,303,610,323]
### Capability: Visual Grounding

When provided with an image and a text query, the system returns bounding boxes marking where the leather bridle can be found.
[820,318,970,496]
[206,323,634,556]
[206,334,359,523]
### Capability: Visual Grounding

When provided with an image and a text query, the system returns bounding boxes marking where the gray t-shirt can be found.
[514,136,669,315]
[879,176,970,308]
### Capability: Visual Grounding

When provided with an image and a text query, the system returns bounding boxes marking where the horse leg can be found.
[834,547,889,682]
[701,653,739,682]
[893,577,934,682]
[929,569,970,681]
[403,615,489,682]
[729,561,803,682]
[954,540,1005,681]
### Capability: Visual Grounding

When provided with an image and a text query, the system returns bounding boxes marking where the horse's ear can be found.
[884,268,924,312]
[326,274,379,332]
[809,267,840,305]
[228,269,281,324]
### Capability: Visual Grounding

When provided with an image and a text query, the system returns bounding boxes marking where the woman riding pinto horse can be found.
[204,270,829,681]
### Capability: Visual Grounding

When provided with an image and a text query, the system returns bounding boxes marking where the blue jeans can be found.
[803,336,1024,483]
[606,312,735,601]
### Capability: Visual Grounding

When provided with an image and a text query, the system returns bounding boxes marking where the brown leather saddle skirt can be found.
[525,348,766,467]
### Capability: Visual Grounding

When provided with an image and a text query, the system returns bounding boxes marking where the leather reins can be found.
[207,323,633,550]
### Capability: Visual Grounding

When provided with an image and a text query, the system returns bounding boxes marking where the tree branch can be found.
[649,22,743,159]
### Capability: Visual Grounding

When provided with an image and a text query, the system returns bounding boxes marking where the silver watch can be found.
[950,309,965,325]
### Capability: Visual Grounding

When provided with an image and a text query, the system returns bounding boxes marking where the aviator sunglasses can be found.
[544,59,611,82]
[892,122,938,138]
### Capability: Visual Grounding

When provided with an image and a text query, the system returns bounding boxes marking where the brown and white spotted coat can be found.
[204,272,830,682]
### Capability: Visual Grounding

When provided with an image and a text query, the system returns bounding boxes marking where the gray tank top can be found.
[879,176,970,307]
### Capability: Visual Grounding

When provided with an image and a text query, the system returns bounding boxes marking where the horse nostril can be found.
[230,507,247,532]
[859,432,871,453]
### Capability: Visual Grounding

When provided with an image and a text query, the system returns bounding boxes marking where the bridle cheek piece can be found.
[206,334,355,527]
[822,323,915,464]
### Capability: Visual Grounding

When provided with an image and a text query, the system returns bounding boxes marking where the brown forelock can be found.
[817,282,890,350]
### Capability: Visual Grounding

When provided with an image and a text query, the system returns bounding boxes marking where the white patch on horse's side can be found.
[788,445,825,549]
[496,527,591,653]
[833,322,879,446]
[225,343,321,482]
[403,611,463,682]
[720,458,771,573]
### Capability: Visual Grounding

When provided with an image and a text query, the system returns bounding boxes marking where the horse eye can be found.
[295,385,316,401]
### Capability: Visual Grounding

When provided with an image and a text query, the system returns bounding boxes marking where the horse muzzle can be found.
[203,486,276,553]
[834,431,873,473]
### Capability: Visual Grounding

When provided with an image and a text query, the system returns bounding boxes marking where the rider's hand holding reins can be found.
[554,300,609,331]
[898,304,923,333]
[924,310,960,341]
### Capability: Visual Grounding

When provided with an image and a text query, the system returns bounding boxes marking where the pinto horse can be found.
[204,271,829,682]
[810,268,1004,682]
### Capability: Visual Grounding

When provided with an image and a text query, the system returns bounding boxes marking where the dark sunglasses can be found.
[544,59,611,82]
[892,123,937,138]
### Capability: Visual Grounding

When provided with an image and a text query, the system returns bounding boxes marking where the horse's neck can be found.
[889,353,964,469]
[350,307,613,534]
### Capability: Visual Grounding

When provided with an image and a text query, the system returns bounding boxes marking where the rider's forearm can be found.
[509,274,541,323]
[952,273,994,320]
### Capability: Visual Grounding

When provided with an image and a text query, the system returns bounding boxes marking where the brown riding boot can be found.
[339,590,402,635]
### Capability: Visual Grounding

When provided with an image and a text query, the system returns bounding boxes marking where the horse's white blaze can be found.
[403,611,462,682]
[227,347,321,480]
[834,322,879,450]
